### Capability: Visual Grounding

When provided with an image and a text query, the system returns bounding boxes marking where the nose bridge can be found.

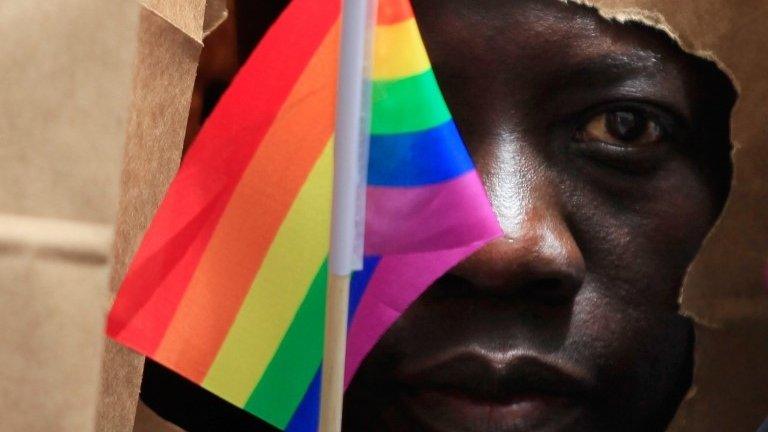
[453,159,585,296]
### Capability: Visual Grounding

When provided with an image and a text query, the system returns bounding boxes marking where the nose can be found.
[451,164,585,304]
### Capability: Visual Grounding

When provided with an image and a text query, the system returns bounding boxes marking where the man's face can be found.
[344,1,735,431]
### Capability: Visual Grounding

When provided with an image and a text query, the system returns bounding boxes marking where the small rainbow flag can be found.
[345,0,503,386]
[107,0,500,430]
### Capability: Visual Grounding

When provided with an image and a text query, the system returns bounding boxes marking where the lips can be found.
[396,349,595,432]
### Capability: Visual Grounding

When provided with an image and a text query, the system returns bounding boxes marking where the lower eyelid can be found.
[569,140,670,174]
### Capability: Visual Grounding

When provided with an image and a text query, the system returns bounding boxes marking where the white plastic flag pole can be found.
[320,0,375,431]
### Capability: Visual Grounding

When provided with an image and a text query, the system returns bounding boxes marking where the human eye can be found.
[571,103,681,173]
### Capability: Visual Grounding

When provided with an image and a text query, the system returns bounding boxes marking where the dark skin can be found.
[343,1,735,431]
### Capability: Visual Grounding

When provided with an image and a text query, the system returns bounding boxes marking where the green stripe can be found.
[243,260,328,428]
[371,69,452,135]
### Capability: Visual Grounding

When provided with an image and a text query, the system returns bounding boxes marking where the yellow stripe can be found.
[201,141,333,406]
[373,18,431,80]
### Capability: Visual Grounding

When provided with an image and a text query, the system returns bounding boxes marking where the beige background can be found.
[0,1,138,431]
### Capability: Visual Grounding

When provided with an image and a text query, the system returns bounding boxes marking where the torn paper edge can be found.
[560,0,743,329]
[203,0,229,38]
[137,0,228,45]
[558,1,752,429]
[96,2,228,431]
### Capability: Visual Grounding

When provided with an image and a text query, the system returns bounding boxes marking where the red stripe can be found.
[377,0,415,25]
[155,21,339,380]
[107,189,229,352]
[107,0,341,353]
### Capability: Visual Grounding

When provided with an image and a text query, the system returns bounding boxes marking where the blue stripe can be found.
[284,367,321,432]
[348,256,381,323]
[284,257,381,431]
[368,120,474,187]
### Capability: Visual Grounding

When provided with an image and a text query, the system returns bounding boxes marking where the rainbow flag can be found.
[345,0,502,385]
[107,0,500,430]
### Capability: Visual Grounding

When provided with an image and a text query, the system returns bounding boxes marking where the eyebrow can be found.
[554,50,665,88]
[545,49,692,121]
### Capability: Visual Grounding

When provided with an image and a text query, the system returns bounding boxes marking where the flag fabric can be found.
[107,0,501,430]
[758,418,768,432]
[109,1,339,429]
[344,0,502,385]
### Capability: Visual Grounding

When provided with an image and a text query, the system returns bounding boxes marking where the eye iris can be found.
[606,111,646,142]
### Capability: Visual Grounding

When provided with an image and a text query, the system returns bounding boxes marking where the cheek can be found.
[559,156,713,422]
[568,158,718,309]
[570,286,693,420]
[646,167,718,250]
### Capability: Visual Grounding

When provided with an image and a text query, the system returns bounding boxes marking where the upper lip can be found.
[397,347,596,405]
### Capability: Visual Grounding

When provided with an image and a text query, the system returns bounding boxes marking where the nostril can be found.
[436,271,579,306]
[517,278,577,306]
[446,231,586,301]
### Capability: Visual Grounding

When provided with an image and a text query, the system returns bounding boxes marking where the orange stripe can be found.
[154,21,341,382]
[378,0,414,25]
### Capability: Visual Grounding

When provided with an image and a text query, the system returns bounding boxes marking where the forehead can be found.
[410,0,686,73]
[409,0,700,131]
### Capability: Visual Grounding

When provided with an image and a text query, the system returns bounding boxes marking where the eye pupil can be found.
[606,111,645,141]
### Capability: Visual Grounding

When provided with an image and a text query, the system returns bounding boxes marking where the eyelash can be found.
[575,102,679,141]
[567,102,683,174]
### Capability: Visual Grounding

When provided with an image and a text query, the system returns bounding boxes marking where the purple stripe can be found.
[344,239,499,387]
[365,170,500,255]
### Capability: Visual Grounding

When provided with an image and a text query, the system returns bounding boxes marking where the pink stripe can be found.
[344,239,499,387]
[365,171,500,255]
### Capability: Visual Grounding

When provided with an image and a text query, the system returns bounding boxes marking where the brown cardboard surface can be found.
[95,1,228,431]
[204,0,229,38]
[139,0,207,43]
[567,0,768,430]
[138,0,226,43]
[0,0,138,431]
[133,401,186,432]
[674,322,768,431]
